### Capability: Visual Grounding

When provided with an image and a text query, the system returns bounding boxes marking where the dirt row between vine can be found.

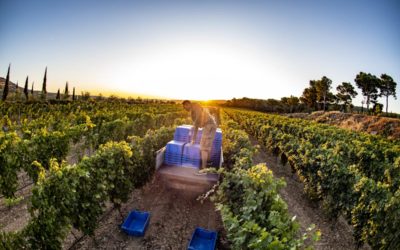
[0,171,33,233]
[68,176,229,250]
[250,136,370,250]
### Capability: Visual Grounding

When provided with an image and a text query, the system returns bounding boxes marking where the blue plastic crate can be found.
[210,152,221,159]
[164,153,182,159]
[194,130,222,145]
[175,126,222,145]
[174,136,191,143]
[211,147,221,153]
[181,158,200,166]
[210,155,220,161]
[121,210,150,237]
[164,156,182,161]
[188,227,217,250]
[164,152,182,157]
[183,144,201,159]
[164,155,182,166]
[174,125,193,142]
[166,140,185,155]
[211,152,221,158]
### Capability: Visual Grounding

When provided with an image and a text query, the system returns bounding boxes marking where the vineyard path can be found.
[66,176,229,250]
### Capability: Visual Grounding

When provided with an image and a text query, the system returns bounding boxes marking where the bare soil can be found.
[285,111,400,140]
[251,137,370,250]
[0,171,32,233]
[67,176,228,250]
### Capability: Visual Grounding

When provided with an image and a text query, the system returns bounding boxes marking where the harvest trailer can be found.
[156,125,222,194]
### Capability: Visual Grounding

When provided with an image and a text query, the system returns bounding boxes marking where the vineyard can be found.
[1,102,399,249]
[224,108,400,249]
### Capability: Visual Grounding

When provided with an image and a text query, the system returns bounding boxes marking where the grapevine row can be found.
[0,103,186,198]
[225,108,399,249]
[214,112,319,249]
[0,125,176,249]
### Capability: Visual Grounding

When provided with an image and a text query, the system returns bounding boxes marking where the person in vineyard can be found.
[182,100,217,174]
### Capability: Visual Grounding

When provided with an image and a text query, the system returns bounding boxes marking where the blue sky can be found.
[1,0,399,112]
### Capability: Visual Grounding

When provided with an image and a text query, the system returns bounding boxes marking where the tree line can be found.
[1,64,76,102]
[301,72,397,114]
[0,64,177,104]
[222,72,397,116]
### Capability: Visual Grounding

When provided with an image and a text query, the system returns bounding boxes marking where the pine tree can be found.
[380,74,397,114]
[355,72,380,113]
[2,64,10,101]
[336,82,357,112]
[24,76,29,100]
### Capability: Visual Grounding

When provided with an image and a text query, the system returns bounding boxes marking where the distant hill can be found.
[0,77,24,92]
[0,77,57,99]
[286,111,400,140]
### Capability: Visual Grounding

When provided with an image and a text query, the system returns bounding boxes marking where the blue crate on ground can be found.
[121,210,150,237]
[188,227,217,250]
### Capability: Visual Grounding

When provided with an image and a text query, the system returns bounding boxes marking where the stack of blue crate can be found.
[182,143,201,168]
[209,129,222,167]
[164,140,185,166]
[173,125,192,143]
[164,125,222,168]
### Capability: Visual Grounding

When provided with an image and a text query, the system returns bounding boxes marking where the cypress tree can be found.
[2,64,10,101]
[72,87,76,101]
[31,82,34,95]
[41,67,47,100]
[56,89,60,100]
[64,81,69,99]
[24,76,29,100]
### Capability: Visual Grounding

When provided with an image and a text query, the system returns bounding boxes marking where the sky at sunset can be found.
[1,0,399,112]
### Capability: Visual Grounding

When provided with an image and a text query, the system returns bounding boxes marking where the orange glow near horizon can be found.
[91,40,296,101]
